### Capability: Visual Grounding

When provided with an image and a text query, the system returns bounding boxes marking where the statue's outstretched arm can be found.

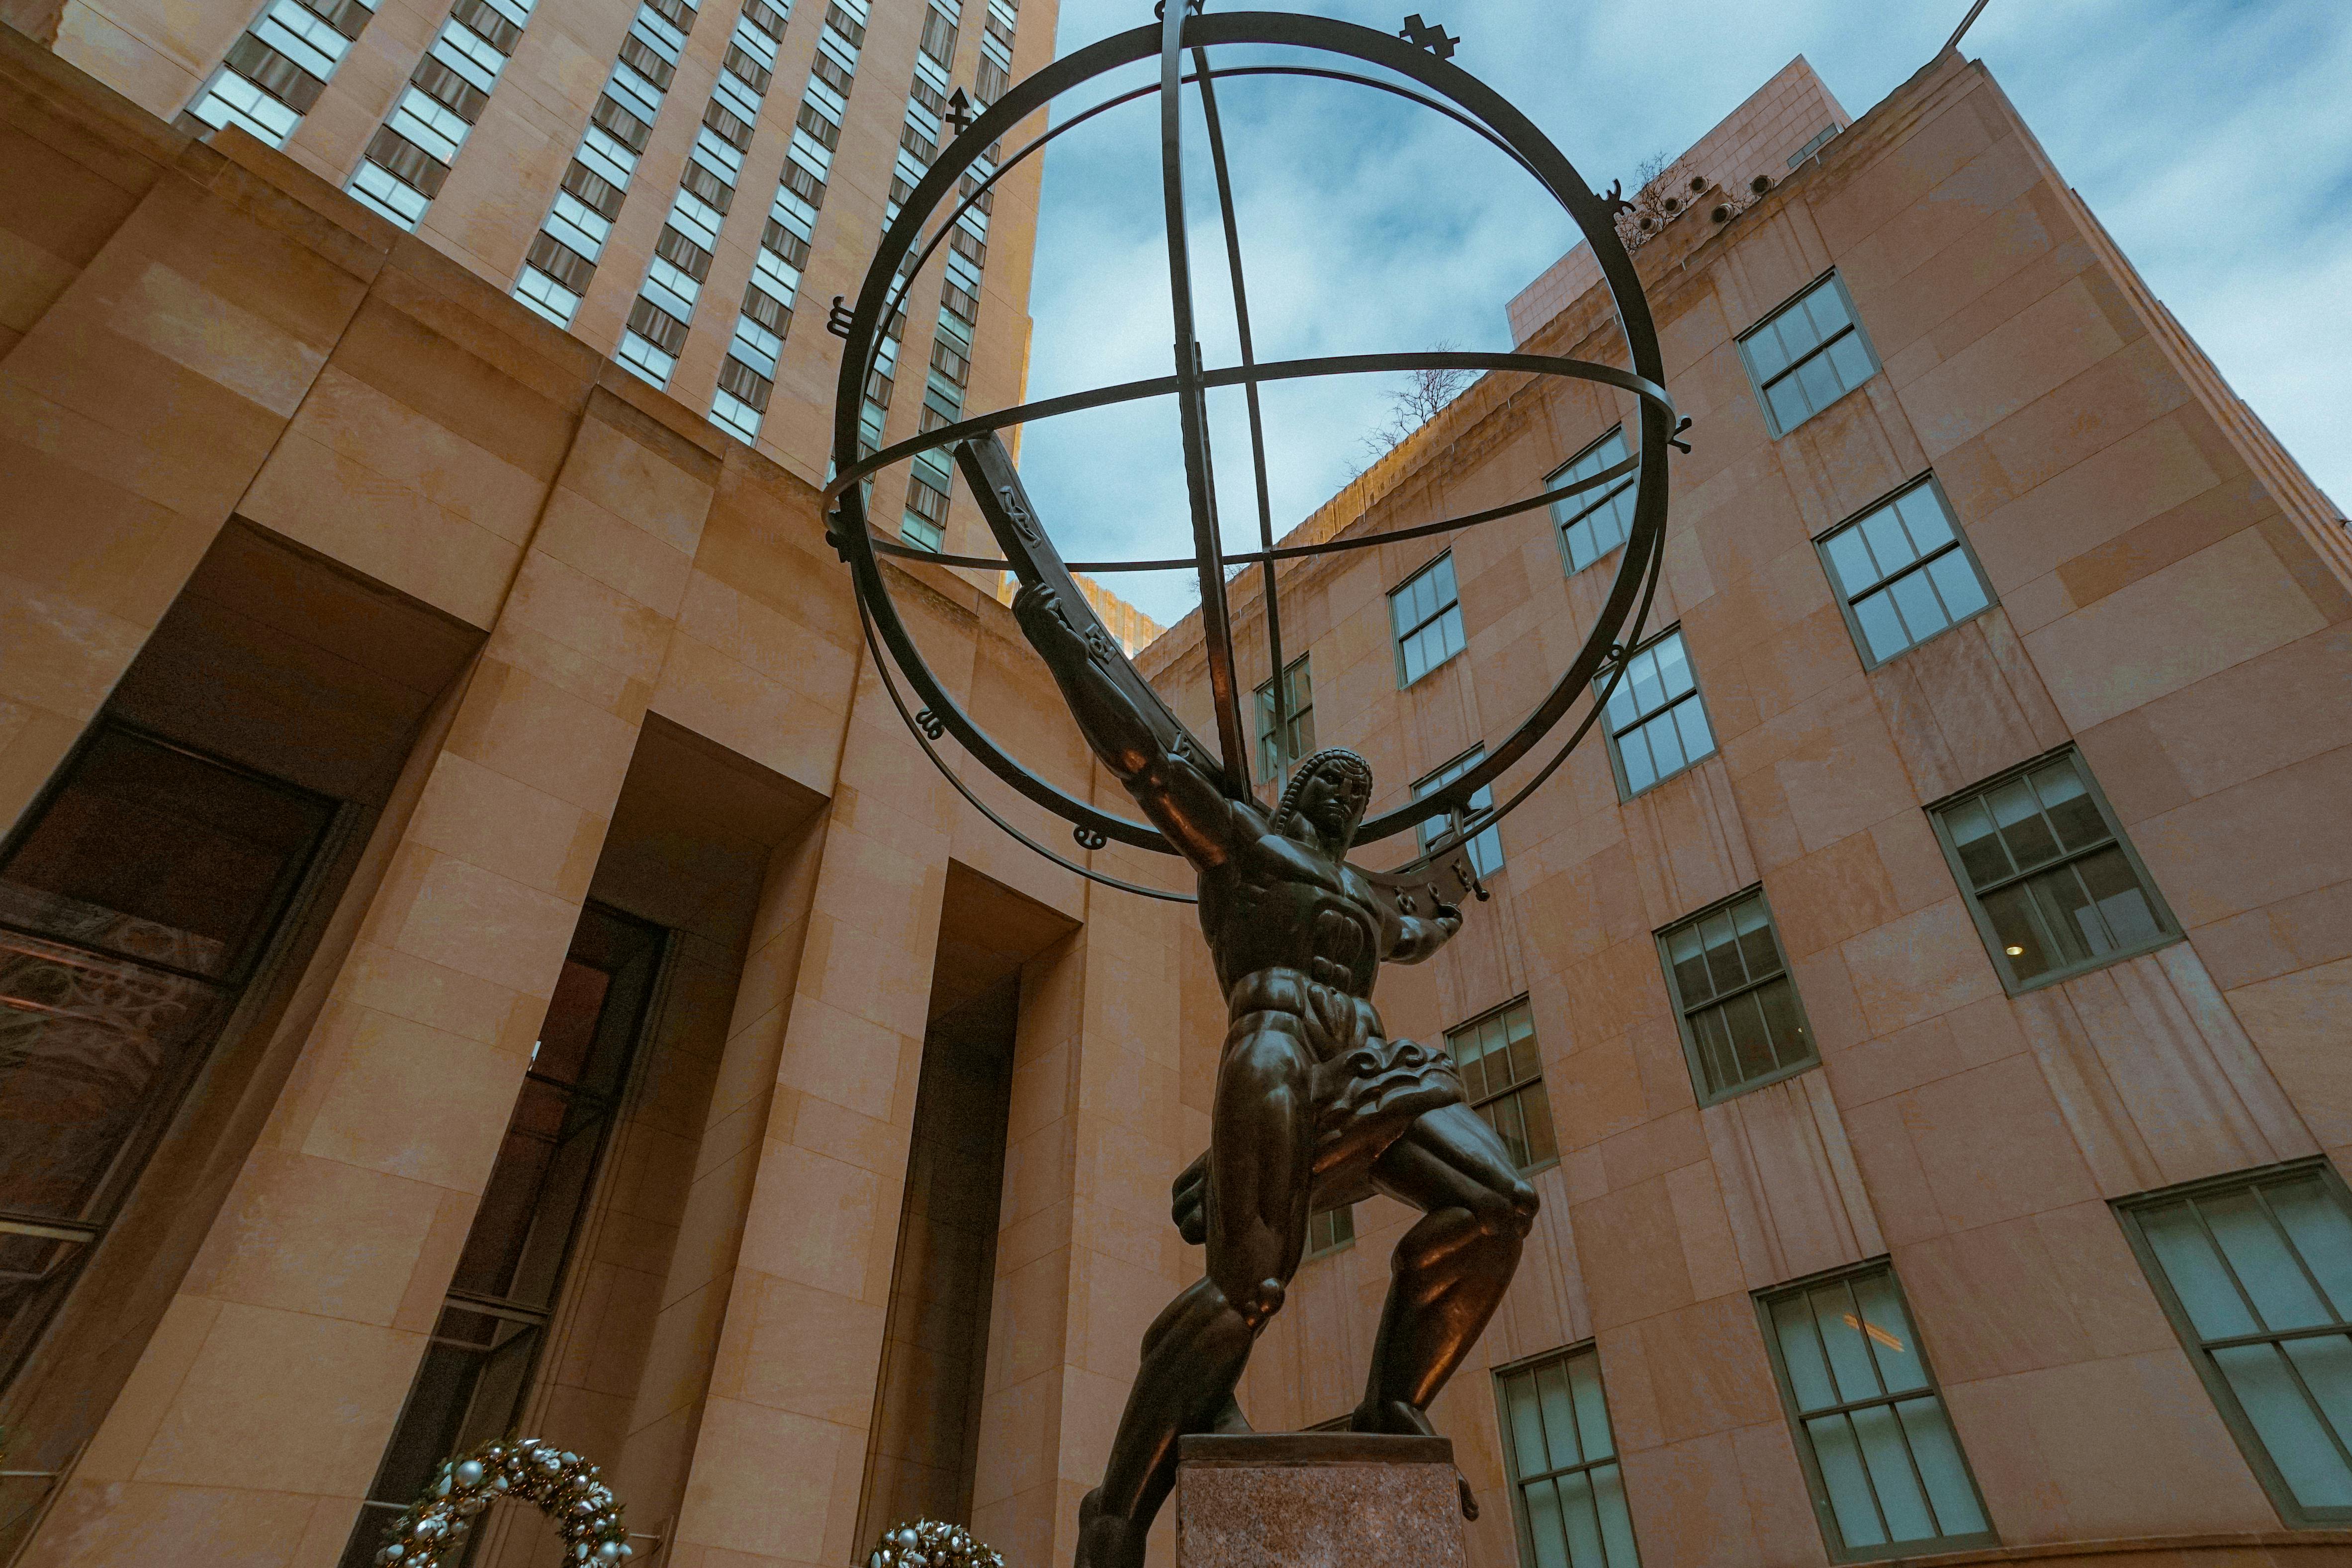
[1014,584,1238,867]
[1375,886,1463,964]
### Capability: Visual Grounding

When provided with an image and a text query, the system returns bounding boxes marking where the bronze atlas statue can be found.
[819,6,1678,1565]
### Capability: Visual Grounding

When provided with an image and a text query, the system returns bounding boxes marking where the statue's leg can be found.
[1353,1102,1538,1439]
[1075,1020,1314,1568]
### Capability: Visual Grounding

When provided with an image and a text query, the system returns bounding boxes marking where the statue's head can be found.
[1269,748,1374,854]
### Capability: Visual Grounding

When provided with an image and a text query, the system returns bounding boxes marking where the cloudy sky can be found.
[999,0,2352,627]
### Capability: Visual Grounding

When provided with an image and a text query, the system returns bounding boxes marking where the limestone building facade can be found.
[0,13,2348,1568]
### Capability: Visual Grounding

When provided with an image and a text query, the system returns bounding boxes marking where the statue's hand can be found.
[1014,582,1087,660]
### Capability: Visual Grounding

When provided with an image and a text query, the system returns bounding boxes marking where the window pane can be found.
[1537,1358,1585,1468]
[1731,897,1780,978]
[1888,567,1948,643]
[1894,1396,1988,1535]
[1823,528,1877,595]
[1859,507,1914,577]
[1698,910,1746,994]
[1772,1295,1838,1409]
[1638,712,1686,780]
[1826,332,1875,391]
[1508,1030,1542,1089]
[2024,863,2106,965]
[1653,636,1694,699]
[1694,1008,1739,1095]
[1627,647,1666,717]
[1757,978,1813,1069]
[1593,1463,1640,1568]
[2205,1190,2334,1331]
[1805,284,1853,340]
[1977,882,2054,981]
[2271,1179,2352,1318]
[2029,759,2106,853]
[1808,1413,1888,1548]
[2141,1200,2261,1338]
[1747,319,1793,379]
[1672,700,1714,767]
[1943,798,2010,888]
[1767,376,1809,432]
[1987,778,2061,872]
[1852,1401,1938,1542]
[1723,993,1778,1082]
[1925,548,1989,624]
[1815,1282,1886,1403]
[1493,1089,1534,1169]
[1620,728,1657,796]
[1523,1477,1574,1568]
[1568,1354,1616,1462]
[1667,925,1712,1005]
[1853,590,1911,661]
[2215,1343,2352,1508]
[1853,1273,1929,1394]
[2076,846,2161,948]
[2283,1334,2352,1445]
[1506,1370,1551,1481]
[1518,1080,1559,1166]
[1796,352,1841,414]
[1894,487,1955,553]
[1555,1469,1611,1568]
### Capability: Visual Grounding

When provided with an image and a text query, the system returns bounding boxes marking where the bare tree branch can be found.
[1353,342,1476,473]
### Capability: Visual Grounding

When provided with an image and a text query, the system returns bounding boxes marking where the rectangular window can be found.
[1549,428,1636,575]
[1389,553,1464,687]
[1446,1000,1555,1173]
[1818,478,1993,666]
[1658,887,1814,1104]
[1306,1204,1353,1258]
[1414,748,1501,877]
[0,725,335,1387]
[1759,1264,1994,1561]
[1598,629,1713,799]
[1929,748,2176,993]
[1254,655,1314,779]
[1495,1347,1639,1568]
[1740,273,1877,437]
[2119,1163,2352,1524]
[340,905,663,1568]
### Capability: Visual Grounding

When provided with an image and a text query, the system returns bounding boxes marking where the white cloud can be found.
[1010,0,2349,625]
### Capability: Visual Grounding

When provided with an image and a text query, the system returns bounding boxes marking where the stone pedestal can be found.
[1175,1433,1466,1568]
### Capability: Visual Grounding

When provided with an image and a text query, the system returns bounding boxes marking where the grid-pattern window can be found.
[1760,1265,1994,1560]
[340,905,662,1568]
[1658,888,1814,1103]
[1306,1204,1354,1258]
[1255,655,1314,779]
[1390,554,1464,686]
[1415,749,1502,878]
[1599,630,1713,798]
[1930,749,2174,992]
[1819,479,1992,665]
[1549,429,1635,574]
[0,726,334,1389]
[1496,1349,1639,1568]
[347,0,540,229]
[189,0,381,146]
[2121,1164,2352,1522]
[1741,274,1877,436]
[1447,1000,1555,1172]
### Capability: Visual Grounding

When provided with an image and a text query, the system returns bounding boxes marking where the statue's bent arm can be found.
[1014,583,1241,869]
[1370,881,1463,966]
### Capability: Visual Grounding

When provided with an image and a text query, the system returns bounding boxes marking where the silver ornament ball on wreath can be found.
[376,1436,632,1567]
[866,1517,1006,1568]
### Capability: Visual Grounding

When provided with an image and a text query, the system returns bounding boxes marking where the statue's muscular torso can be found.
[1198,819,1386,1003]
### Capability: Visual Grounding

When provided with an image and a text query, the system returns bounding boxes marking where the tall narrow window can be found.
[1818,479,1993,666]
[1389,554,1464,687]
[1305,1203,1354,1258]
[1928,749,2176,993]
[1446,1000,1555,1173]
[1549,429,1635,574]
[1657,887,1814,1104]
[2118,1163,2352,1524]
[1414,748,1502,877]
[1255,655,1315,779]
[1739,274,1877,437]
[1758,1264,1994,1560]
[1598,630,1714,799]
[341,905,663,1568]
[1495,1347,1640,1568]
[0,726,334,1388]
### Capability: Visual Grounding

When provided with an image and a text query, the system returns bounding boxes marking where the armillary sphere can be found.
[821,3,1678,904]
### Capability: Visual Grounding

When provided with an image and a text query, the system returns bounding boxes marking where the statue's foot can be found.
[1074,1487,1148,1568]
[1350,1399,1477,1520]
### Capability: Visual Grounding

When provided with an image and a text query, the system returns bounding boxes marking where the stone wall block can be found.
[1701,1070,1885,1289]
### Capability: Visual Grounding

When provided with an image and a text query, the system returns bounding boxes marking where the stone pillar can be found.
[1175,1434,1467,1568]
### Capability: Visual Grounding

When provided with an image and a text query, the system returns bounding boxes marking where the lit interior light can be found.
[2004,945,2024,956]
